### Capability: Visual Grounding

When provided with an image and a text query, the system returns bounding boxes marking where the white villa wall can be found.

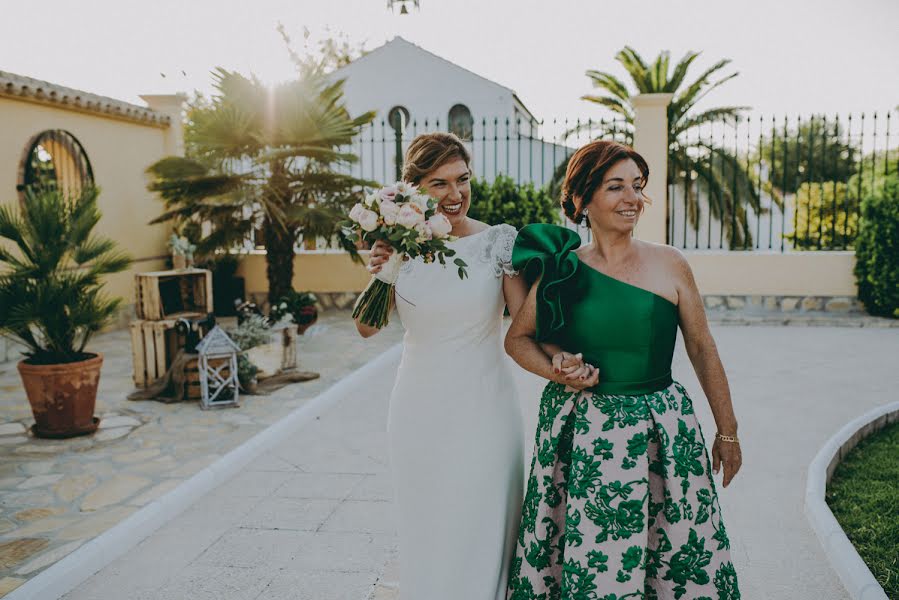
[332,37,519,129]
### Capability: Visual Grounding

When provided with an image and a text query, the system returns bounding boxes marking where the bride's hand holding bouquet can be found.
[344,182,468,328]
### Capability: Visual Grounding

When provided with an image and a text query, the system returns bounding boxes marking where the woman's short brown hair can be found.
[560,140,650,224]
[402,132,471,185]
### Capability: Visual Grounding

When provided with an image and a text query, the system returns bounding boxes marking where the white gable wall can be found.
[332,37,517,128]
[330,37,570,187]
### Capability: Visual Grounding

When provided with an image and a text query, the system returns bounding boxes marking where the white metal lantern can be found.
[195,325,241,410]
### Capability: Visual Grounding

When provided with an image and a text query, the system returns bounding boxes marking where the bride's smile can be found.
[440,201,463,215]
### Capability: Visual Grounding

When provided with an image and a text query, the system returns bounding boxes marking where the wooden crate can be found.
[130,319,180,387]
[183,357,234,401]
[135,269,213,321]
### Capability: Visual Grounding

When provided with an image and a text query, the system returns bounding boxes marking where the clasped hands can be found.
[551,351,599,392]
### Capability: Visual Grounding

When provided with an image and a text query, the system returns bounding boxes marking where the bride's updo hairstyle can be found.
[402,132,472,185]
[560,140,650,225]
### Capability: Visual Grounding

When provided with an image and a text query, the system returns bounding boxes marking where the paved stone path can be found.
[43,321,899,600]
[0,312,404,597]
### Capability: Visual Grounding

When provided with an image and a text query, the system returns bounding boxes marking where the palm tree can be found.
[577,47,760,248]
[0,186,132,364]
[146,66,375,303]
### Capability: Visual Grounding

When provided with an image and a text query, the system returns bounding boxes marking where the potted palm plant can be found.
[0,186,131,438]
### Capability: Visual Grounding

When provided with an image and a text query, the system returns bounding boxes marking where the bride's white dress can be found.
[387,223,524,600]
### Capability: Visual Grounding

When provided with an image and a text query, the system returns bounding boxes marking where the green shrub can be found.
[853,173,899,318]
[227,314,271,350]
[468,175,561,230]
[787,181,859,250]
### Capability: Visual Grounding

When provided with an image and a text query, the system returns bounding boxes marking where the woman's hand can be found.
[367,240,394,274]
[712,436,742,488]
[551,352,599,391]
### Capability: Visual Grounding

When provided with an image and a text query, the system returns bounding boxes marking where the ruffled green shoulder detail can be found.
[512,223,581,342]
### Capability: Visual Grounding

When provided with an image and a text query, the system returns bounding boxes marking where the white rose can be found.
[363,191,381,208]
[394,181,415,197]
[379,200,400,225]
[357,208,379,232]
[427,213,453,238]
[348,203,366,223]
[411,193,432,211]
[415,222,433,242]
[396,203,425,228]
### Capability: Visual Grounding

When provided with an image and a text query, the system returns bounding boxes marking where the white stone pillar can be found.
[632,93,673,245]
[139,93,187,157]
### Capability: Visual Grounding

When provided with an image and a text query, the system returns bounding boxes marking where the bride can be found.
[355,132,591,599]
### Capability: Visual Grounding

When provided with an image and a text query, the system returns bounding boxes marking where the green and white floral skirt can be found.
[507,381,740,600]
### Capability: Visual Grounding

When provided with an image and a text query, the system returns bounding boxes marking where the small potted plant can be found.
[269,290,319,334]
[227,313,271,391]
[169,233,196,270]
[0,187,132,438]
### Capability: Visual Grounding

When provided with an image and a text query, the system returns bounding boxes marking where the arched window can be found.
[388,106,411,134]
[448,104,473,141]
[18,130,94,197]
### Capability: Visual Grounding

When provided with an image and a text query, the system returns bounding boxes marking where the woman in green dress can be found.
[505,141,742,600]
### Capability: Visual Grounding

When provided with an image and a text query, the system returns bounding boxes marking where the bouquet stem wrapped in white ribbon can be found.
[352,252,403,329]
[344,182,467,328]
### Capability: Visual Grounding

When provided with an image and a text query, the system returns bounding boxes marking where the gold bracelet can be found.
[715,433,739,443]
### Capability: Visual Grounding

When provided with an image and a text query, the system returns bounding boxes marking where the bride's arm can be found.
[504,278,598,388]
[503,275,586,377]
[354,292,393,338]
[502,273,528,319]
[355,240,394,338]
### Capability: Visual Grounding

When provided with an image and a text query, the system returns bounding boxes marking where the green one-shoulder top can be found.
[512,223,680,396]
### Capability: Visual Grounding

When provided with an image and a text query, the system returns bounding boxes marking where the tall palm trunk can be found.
[264,161,296,305]
[264,215,295,306]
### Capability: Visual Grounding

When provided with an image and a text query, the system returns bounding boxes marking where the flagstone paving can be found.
[0,312,404,596]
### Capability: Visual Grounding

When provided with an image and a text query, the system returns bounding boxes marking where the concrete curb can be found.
[804,400,899,600]
[7,344,403,600]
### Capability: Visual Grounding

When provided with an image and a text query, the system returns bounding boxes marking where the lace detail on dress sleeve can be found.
[487,224,518,278]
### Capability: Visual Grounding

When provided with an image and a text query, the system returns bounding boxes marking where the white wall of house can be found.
[330,37,568,186]
[332,36,521,128]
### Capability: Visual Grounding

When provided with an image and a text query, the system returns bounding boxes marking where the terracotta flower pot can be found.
[18,353,103,439]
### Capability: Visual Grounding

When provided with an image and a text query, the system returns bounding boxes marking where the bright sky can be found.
[2,0,896,121]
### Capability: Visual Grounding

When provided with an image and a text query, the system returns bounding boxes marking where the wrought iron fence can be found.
[334,115,634,187]
[300,111,897,253]
[667,111,897,252]
[329,115,629,246]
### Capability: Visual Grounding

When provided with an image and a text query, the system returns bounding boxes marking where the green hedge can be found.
[854,173,899,318]
[468,175,561,230]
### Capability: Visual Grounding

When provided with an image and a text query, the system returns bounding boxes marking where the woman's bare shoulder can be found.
[637,240,689,266]
[639,241,694,284]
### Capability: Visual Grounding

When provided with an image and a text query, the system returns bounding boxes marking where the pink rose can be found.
[396,203,425,228]
[427,213,452,238]
[379,184,399,203]
[357,208,379,232]
[348,203,366,223]
[379,200,400,225]
[415,222,433,242]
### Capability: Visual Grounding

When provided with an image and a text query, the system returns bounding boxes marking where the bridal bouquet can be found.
[344,181,468,328]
